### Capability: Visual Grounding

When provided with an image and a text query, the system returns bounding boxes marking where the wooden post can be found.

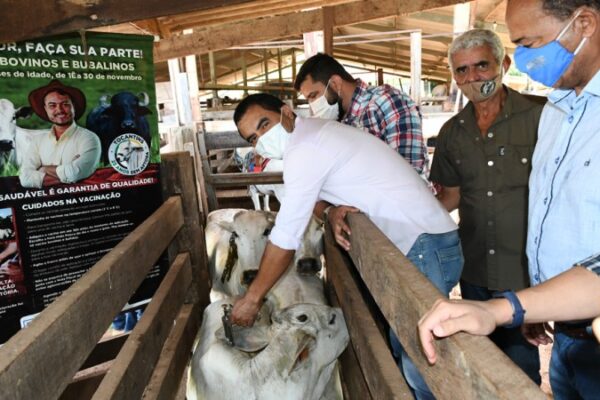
[161,152,210,306]
[208,51,219,106]
[291,49,297,105]
[263,49,270,84]
[410,31,422,105]
[377,68,384,86]
[323,6,334,56]
[241,50,248,97]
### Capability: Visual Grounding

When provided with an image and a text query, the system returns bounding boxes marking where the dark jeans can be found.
[550,331,600,400]
[460,280,542,385]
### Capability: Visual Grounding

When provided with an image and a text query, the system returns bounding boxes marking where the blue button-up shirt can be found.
[527,70,600,285]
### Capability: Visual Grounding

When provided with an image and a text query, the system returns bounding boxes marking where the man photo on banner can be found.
[19,79,101,189]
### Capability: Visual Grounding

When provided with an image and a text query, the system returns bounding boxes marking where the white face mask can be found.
[308,80,340,120]
[254,115,291,160]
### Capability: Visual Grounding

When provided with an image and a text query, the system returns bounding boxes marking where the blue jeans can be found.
[460,280,541,385]
[389,230,463,400]
[550,331,600,400]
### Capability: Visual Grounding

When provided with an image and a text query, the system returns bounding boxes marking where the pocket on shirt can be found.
[502,144,533,188]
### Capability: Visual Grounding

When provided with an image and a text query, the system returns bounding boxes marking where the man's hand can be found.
[521,322,553,346]
[231,293,262,327]
[327,205,359,251]
[418,298,505,364]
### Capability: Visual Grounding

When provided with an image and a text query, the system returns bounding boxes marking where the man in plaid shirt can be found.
[294,53,429,181]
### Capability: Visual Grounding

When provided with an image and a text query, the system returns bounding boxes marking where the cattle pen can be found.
[0,146,546,399]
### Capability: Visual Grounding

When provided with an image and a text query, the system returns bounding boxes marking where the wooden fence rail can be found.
[338,213,546,400]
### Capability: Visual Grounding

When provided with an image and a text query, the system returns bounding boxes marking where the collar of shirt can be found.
[548,68,600,112]
[457,86,535,132]
[345,79,372,120]
[50,121,78,141]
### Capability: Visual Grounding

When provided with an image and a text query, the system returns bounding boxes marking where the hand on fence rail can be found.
[326,205,360,251]
[417,298,510,364]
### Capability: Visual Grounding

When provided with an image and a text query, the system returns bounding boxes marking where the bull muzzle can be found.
[296,257,322,275]
[0,140,14,152]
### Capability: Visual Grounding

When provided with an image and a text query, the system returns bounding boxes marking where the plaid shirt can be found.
[341,79,429,179]
[579,253,600,277]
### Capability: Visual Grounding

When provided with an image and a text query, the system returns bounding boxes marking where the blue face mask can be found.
[514,10,587,87]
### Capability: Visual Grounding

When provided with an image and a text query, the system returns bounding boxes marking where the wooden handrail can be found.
[343,213,546,400]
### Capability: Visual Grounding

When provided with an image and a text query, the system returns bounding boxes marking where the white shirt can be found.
[527,70,600,285]
[270,117,457,253]
[19,122,101,189]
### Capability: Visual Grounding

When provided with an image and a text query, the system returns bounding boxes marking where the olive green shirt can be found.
[430,87,543,290]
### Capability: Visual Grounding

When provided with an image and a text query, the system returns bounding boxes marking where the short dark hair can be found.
[233,93,284,133]
[542,0,600,19]
[293,53,355,91]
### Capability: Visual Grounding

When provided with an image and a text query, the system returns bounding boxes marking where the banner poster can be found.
[0,32,166,344]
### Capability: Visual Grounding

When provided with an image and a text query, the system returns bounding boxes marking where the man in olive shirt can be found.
[431,29,543,384]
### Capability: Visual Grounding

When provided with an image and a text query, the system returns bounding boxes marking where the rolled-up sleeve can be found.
[56,128,101,184]
[18,139,45,189]
[269,142,334,250]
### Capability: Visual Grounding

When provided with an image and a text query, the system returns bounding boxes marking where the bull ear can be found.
[216,220,235,233]
[276,330,315,377]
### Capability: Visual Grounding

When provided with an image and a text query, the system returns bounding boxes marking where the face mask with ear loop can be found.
[309,79,341,120]
[254,112,292,160]
[514,9,588,87]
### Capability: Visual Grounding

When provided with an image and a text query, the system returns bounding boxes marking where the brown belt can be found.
[554,321,594,340]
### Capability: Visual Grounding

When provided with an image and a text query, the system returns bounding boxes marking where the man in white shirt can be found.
[19,79,101,188]
[230,92,461,321]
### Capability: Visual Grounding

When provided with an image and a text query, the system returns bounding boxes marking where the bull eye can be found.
[329,314,336,325]
[263,228,271,236]
[296,314,308,323]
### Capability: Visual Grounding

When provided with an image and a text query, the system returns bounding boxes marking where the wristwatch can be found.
[493,290,526,328]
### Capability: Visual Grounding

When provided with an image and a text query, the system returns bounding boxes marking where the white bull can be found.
[0,99,46,170]
[187,300,349,400]
[206,209,324,302]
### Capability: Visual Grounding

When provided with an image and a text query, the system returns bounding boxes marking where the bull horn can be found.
[137,92,150,107]
[100,94,111,107]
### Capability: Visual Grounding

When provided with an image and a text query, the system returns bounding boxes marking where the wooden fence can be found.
[0,143,549,399]
[0,152,209,400]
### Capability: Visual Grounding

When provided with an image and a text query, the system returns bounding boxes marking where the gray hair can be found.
[448,29,505,70]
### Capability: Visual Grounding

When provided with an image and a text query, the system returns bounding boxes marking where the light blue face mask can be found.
[514,10,587,87]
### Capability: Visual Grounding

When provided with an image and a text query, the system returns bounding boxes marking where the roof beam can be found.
[154,0,468,61]
[0,0,256,43]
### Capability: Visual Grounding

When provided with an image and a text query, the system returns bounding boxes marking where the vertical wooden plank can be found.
[91,253,192,400]
[325,283,373,400]
[291,49,297,105]
[167,59,182,126]
[323,6,335,56]
[263,49,270,84]
[161,152,211,305]
[324,227,412,399]
[277,48,283,83]
[185,54,203,125]
[142,302,201,400]
[196,135,219,212]
[377,68,384,86]
[208,51,219,105]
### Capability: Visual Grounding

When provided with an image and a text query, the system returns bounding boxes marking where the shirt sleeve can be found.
[376,92,428,175]
[18,139,45,189]
[430,121,461,187]
[269,141,335,250]
[577,253,600,276]
[56,128,101,184]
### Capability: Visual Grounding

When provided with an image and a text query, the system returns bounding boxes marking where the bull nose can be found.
[296,257,321,275]
[120,120,136,130]
[0,140,14,151]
